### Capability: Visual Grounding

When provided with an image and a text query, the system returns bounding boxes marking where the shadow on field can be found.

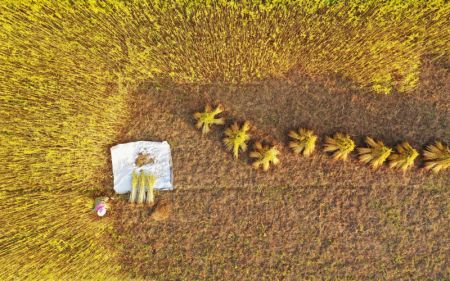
[135,58,449,146]
[181,59,449,147]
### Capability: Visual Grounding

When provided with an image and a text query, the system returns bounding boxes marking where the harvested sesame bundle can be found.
[388,142,419,172]
[288,128,317,157]
[223,121,251,159]
[194,104,225,135]
[323,133,355,161]
[250,141,280,171]
[423,141,450,173]
[358,137,392,169]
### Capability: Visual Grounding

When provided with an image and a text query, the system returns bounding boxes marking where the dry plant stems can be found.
[194,104,225,135]
[119,0,449,92]
[223,121,251,159]
[137,171,147,204]
[0,2,129,279]
[323,133,355,161]
[388,142,419,172]
[250,142,280,171]
[358,137,392,169]
[0,190,121,279]
[423,141,450,173]
[145,173,156,205]
[288,128,317,157]
[130,170,139,203]
[129,171,156,204]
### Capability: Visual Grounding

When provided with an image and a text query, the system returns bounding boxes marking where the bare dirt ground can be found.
[109,59,449,280]
[113,186,448,280]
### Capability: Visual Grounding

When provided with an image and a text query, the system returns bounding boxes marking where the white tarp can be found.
[111,141,174,194]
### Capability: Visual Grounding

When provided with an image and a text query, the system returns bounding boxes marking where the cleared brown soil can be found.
[108,59,449,280]
[113,186,448,280]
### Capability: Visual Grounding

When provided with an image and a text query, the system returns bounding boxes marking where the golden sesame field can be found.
[0,0,449,280]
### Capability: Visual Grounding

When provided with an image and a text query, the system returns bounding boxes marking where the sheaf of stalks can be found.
[388,142,419,172]
[423,141,450,173]
[323,133,355,161]
[145,173,156,205]
[288,128,318,157]
[193,104,225,135]
[223,121,251,159]
[358,137,392,169]
[137,171,146,204]
[250,141,280,171]
[130,170,139,203]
